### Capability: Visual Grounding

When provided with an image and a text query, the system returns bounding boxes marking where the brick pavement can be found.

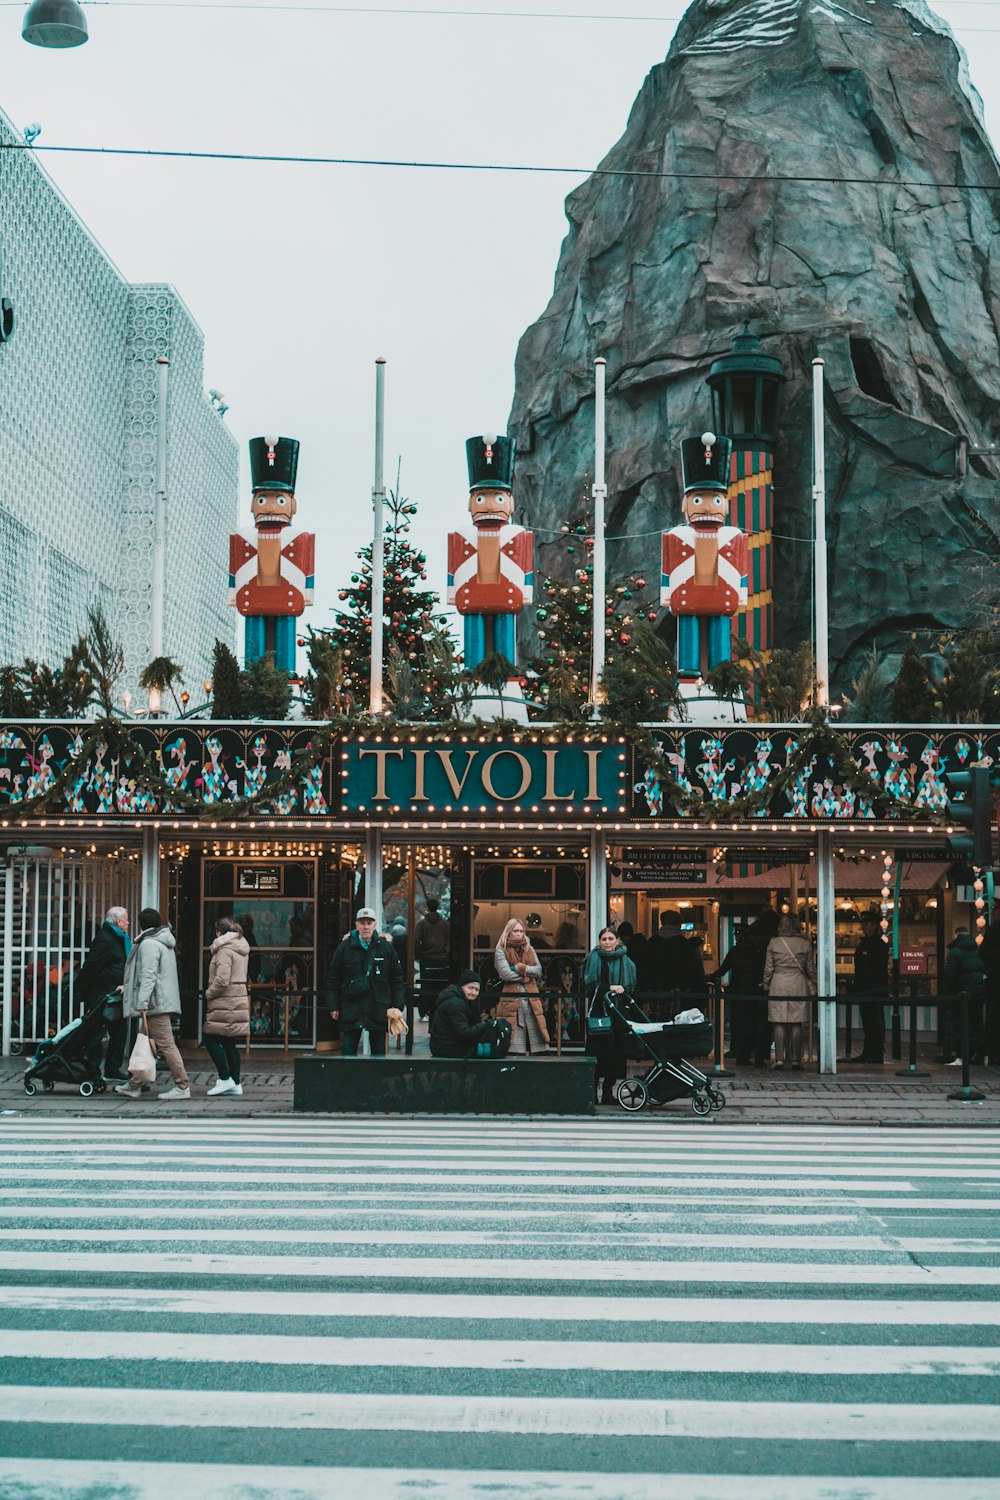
[2,1039,997,1125]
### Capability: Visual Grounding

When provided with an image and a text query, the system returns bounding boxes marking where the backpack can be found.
[473,1017,512,1059]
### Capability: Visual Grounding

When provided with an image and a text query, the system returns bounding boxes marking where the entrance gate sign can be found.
[342,738,628,817]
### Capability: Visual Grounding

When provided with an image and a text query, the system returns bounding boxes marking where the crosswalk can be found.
[0,1119,997,1498]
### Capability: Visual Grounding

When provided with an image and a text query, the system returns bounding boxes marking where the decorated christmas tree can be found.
[321,486,451,718]
[529,503,679,722]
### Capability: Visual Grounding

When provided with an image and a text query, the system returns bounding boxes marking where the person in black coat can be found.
[430,972,493,1058]
[75,905,132,1080]
[327,907,405,1057]
[847,912,888,1063]
[638,910,707,1013]
[714,908,777,1068]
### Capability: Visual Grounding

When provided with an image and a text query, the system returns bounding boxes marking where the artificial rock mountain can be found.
[508,0,1000,695]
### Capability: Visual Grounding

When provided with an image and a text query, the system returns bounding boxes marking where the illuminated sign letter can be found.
[584,749,601,803]
[436,749,478,801]
[543,748,574,802]
[482,750,532,802]
[357,747,404,802]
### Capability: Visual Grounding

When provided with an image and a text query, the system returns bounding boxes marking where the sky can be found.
[2,0,999,648]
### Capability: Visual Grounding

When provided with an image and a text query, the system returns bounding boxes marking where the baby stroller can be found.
[23,996,109,1097]
[605,992,724,1115]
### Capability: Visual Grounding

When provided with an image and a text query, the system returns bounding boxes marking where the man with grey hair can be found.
[75,905,132,1082]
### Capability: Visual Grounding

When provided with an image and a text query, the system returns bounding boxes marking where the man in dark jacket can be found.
[75,905,132,1081]
[327,907,404,1057]
[979,907,1000,1065]
[943,926,987,1065]
[414,897,450,1020]
[430,971,493,1058]
[638,911,707,1010]
[848,912,888,1063]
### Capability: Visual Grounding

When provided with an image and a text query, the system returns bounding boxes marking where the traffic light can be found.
[945,765,993,868]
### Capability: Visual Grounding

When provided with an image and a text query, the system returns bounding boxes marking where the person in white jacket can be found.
[114,907,190,1100]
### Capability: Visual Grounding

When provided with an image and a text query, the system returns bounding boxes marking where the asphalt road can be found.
[0,1118,996,1498]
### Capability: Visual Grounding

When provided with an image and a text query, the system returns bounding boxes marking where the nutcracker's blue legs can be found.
[706,615,731,671]
[676,616,700,676]
[244,615,296,672]
[464,615,486,671]
[272,617,296,673]
[493,613,517,663]
[245,616,266,667]
[676,615,731,676]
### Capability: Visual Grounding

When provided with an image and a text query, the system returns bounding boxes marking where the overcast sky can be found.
[2,0,997,648]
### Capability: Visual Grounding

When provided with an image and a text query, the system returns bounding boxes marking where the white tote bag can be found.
[127,1016,157,1085]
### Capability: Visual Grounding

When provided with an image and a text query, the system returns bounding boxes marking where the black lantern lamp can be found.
[707,322,785,442]
[22,0,89,47]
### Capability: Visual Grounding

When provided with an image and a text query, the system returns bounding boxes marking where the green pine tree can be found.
[889,637,935,722]
[211,640,243,718]
[529,503,667,721]
[326,484,449,718]
[239,653,292,721]
[758,643,817,721]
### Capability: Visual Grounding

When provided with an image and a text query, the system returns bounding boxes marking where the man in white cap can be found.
[327,907,405,1056]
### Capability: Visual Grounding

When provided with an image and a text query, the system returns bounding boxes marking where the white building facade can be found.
[0,107,238,700]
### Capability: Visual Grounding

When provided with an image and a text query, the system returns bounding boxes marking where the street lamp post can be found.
[369,358,387,716]
[590,358,607,714]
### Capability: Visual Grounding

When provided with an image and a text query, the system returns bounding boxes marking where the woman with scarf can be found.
[494,917,550,1054]
[583,926,638,1105]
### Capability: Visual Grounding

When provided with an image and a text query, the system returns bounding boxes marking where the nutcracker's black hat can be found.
[680,433,732,493]
[466,434,515,492]
[249,436,299,493]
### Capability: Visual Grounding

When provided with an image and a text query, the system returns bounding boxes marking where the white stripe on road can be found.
[3,1120,995,1140]
[3,1329,998,1376]
[5,1227,995,1255]
[0,1170,923,1191]
[0,1227,919,1251]
[1,1386,997,1440]
[1,1286,994,1325]
[0,1205,866,1225]
[4,1144,995,1169]
[1,1156,993,1179]
[1,1250,996,1284]
[0,1463,989,1500]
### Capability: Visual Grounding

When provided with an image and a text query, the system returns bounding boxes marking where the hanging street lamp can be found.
[22,0,89,48]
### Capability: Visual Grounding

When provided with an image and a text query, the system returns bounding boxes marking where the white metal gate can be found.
[1,853,142,1054]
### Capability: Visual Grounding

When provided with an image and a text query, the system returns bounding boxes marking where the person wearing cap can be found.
[327,908,404,1057]
[228,435,316,672]
[430,971,494,1059]
[446,433,533,670]
[662,432,748,678]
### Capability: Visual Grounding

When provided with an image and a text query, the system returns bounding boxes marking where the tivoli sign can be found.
[341,738,628,817]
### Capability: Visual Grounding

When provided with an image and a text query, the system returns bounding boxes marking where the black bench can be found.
[294,1054,596,1114]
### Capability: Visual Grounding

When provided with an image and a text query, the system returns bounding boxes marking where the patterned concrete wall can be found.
[0,109,238,701]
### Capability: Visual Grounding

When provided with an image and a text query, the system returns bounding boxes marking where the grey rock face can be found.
[508,0,1000,691]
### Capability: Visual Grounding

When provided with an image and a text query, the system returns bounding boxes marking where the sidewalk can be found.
[2,1038,997,1124]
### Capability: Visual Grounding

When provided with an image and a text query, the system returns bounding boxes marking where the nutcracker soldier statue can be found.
[447,433,533,718]
[662,432,749,721]
[228,436,315,673]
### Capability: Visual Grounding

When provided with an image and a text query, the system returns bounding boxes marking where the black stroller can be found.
[23,997,109,1097]
[605,992,724,1115]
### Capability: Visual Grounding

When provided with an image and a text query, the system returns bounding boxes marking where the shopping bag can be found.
[128,1018,157,1084]
[386,1007,408,1038]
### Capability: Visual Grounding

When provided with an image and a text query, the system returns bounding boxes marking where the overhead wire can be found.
[2,142,999,193]
[2,0,1000,32]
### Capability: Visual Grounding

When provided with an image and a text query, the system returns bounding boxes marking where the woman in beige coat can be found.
[494,917,550,1055]
[203,917,250,1097]
[763,913,816,1070]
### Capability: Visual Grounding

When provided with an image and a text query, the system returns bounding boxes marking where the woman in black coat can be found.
[430,972,493,1058]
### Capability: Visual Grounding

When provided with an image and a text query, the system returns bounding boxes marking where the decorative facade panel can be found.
[0,109,238,703]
